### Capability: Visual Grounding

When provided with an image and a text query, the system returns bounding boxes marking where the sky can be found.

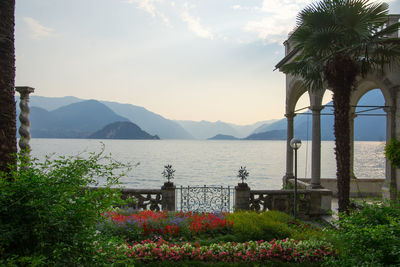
[14,0,400,125]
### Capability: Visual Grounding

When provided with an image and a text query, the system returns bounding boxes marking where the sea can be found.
[29,139,386,190]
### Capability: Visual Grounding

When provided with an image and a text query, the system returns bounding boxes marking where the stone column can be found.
[16,86,35,159]
[383,106,397,200]
[349,112,357,178]
[161,182,176,211]
[284,113,296,183]
[310,106,322,188]
[234,183,250,210]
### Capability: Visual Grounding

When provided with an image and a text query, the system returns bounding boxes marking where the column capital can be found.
[383,106,395,114]
[16,86,35,98]
[285,112,296,119]
[310,105,323,112]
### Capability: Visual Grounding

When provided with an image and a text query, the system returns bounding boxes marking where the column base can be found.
[283,174,294,186]
[381,184,397,201]
[308,183,323,189]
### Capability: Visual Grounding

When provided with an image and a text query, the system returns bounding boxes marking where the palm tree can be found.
[0,0,17,173]
[281,0,400,212]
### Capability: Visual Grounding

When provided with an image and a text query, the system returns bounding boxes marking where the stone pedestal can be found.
[308,189,332,216]
[235,183,250,210]
[161,182,176,211]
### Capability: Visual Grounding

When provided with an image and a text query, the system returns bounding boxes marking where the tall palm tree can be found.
[0,0,17,173]
[281,0,400,212]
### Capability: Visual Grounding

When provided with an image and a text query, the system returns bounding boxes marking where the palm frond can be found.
[281,0,400,89]
[280,56,324,91]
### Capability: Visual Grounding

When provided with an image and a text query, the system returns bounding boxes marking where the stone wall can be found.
[295,178,385,198]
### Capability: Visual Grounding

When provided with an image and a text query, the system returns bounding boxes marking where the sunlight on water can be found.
[29,139,385,189]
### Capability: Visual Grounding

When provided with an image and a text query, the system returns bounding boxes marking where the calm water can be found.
[29,139,386,189]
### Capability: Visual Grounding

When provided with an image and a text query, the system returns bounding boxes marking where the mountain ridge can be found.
[89,121,160,140]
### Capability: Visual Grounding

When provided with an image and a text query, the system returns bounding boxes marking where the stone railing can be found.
[296,178,385,198]
[101,182,332,219]
[99,182,176,211]
[250,189,332,219]
[250,190,311,215]
[235,183,332,219]
[120,188,163,211]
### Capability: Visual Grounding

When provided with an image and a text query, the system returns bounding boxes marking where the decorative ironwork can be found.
[121,189,162,211]
[180,185,233,212]
[250,190,311,215]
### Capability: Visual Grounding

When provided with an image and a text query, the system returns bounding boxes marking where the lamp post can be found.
[290,138,301,219]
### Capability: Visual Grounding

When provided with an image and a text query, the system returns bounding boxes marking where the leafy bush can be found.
[226,210,292,241]
[0,150,130,265]
[324,200,400,266]
[385,138,400,168]
[226,210,324,243]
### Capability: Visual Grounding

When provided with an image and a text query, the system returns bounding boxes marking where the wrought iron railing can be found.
[178,185,234,212]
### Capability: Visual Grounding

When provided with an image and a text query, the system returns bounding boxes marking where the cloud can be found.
[242,0,311,44]
[180,9,213,40]
[124,0,170,25]
[243,0,394,44]
[23,17,53,40]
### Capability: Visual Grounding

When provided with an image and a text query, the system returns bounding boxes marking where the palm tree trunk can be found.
[332,89,351,213]
[0,0,17,173]
[325,54,359,213]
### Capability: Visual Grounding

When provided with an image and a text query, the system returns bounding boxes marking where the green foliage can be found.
[385,138,400,168]
[0,150,130,265]
[225,210,325,243]
[227,211,289,241]
[323,200,400,266]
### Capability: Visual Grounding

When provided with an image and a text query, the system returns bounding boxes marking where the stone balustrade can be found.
[288,178,385,198]
[107,182,332,219]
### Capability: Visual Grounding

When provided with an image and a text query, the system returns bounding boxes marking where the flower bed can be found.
[100,209,233,241]
[108,238,334,264]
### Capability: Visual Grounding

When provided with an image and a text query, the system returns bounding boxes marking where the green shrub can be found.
[385,138,400,168]
[323,200,400,266]
[226,210,325,243]
[0,150,130,265]
[226,210,292,242]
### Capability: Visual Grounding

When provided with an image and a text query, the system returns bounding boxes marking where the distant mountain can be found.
[208,134,239,140]
[18,95,82,111]
[252,119,287,134]
[17,95,193,139]
[89,121,160,140]
[102,101,192,139]
[28,100,130,138]
[177,120,239,139]
[248,89,385,141]
[177,119,278,139]
[245,130,286,140]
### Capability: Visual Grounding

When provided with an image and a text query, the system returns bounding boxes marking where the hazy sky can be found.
[15,0,400,125]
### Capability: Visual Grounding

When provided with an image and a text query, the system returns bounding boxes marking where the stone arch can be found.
[349,74,397,198]
[286,76,308,114]
[278,14,400,199]
[351,75,393,109]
